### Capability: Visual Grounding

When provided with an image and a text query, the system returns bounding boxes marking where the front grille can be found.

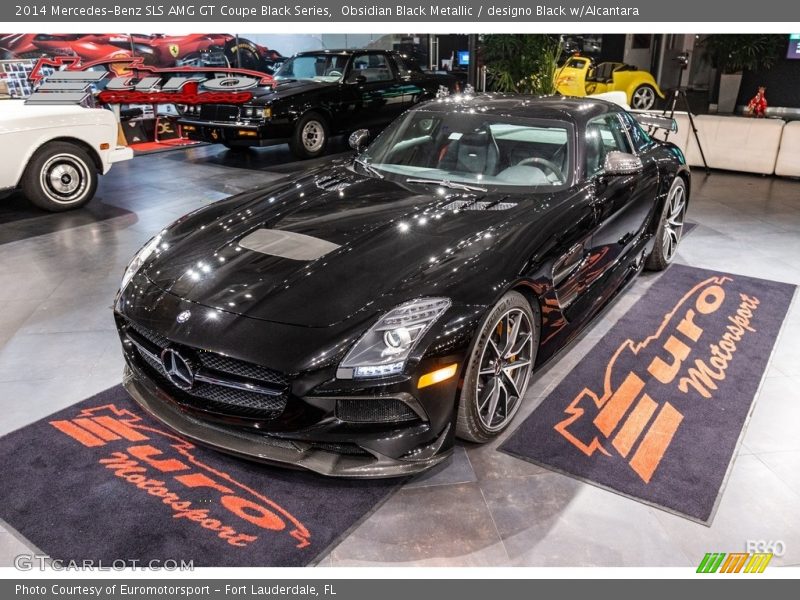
[125,319,289,420]
[199,104,240,121]
[335,398,419,424]
[198,352,287,387]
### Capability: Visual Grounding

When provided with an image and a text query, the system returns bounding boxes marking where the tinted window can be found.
[274,54,348,82]
[393,55,423,76]
[585,114,633,176]
[348,53,394,83]
[619,112,654,153]
[360,110,572,190]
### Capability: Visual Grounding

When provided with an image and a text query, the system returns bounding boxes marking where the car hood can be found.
[253,79,334,102]
[141,163,552,327]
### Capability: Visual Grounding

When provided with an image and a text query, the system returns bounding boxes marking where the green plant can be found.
[481,35,562,95]
[700,34,785,74]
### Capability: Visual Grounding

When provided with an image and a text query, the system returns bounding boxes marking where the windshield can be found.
[359,110,573,191]
[274,54,349,83]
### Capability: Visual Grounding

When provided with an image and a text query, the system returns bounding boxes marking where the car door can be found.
[389,54,434,108]
[582,113,658,289]
[341,52,406,130]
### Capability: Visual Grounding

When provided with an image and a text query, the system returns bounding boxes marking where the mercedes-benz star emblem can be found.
[161,348,194,390]
[176,310,191,323]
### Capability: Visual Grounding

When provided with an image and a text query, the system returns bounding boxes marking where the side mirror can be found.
[349,129,370,152]
[603,151,643,176]
[348,74,367,85]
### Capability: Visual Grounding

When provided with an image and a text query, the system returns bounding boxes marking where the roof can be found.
[416,94,621,124]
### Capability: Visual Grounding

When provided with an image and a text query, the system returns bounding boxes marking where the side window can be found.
[347,53,395,83]
[585,115,633,177]
[619,112,653,153]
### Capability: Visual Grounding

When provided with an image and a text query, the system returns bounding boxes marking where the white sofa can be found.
[683,115,785,175]
[776,121,800,178]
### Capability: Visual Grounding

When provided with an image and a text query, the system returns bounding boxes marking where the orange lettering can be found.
[629,403,683,483]
[676,309,702,342]
[612,394,658,458]
[128,444,189,473]
[221,496,286,531]
[696,285,725,314]
[174,472,234,495]
[648,335,691,384]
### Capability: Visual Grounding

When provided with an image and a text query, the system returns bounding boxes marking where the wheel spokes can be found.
[474,307,536,431]
[481,377,502,426]
[507,331,532,357]
[501,312,522,357]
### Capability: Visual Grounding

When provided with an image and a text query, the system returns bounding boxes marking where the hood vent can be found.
[441,199,517,212]
[239,229,340,261]
[315,174,353,192]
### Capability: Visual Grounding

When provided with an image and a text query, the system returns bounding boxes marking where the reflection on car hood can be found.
[252,79,334,101]
[141,163,556,327]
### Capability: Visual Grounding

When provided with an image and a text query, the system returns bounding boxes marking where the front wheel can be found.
[646,177,687,271]
[21,141,98,212]
[631,84,657,110]
[456,291,539,443]
[289,112,329,159]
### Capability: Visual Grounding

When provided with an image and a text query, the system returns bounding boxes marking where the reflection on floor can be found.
[1,142,799,567]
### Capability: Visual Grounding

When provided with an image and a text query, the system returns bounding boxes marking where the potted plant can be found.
[482,34,562,95]
[700,34,784,114]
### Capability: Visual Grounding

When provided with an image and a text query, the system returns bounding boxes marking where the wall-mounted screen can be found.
[788,34,800,59]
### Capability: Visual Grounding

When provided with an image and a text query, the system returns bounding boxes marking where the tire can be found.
[646,177,687,271]
[631,84,657,110]
[289,112,329,159]
[225,38,261,71]
[456,291,539,443]
[21,141,98,212]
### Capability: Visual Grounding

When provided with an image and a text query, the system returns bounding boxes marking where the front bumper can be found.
[178,119,291,147]
[123,361,452,478]
[108,146,134,164]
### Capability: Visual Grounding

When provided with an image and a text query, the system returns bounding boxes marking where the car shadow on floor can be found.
[0,192,136,245]
[161,136,352,174]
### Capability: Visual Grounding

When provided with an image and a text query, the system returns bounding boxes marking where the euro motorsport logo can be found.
[697,552,773,573]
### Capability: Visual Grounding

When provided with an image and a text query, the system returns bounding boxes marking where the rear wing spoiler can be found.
[631,112,678,134]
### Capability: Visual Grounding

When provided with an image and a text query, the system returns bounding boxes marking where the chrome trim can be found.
[193,370,284,397]
[125,329,285,397]
[178,119,261,128]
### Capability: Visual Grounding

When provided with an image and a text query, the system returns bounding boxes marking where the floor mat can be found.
[501,264,795,524]
[0,386,400,566]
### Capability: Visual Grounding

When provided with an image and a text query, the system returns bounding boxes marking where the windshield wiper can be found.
[354,157,384,179]
[405,178,487,192]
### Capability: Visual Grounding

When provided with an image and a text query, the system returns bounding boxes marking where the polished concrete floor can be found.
[1,143,799,568]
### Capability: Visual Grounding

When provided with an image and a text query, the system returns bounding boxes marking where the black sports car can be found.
[178,49,460,158]
[115,95,690,477]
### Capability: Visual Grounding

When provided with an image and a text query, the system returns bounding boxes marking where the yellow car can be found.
[555,55,665,110]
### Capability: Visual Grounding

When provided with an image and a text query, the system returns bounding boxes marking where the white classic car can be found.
[0,100,132,211]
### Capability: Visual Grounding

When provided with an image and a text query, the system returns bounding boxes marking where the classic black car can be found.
[178,49,460,158]
[116,96,689,477]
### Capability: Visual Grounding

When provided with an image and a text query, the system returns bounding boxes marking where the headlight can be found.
[120,233,164,292]
[242,105,270,120]
[340,298,451,379]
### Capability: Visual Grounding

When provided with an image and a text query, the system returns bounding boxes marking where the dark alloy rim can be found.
[475,308,535,432]
[663,182,686,261]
